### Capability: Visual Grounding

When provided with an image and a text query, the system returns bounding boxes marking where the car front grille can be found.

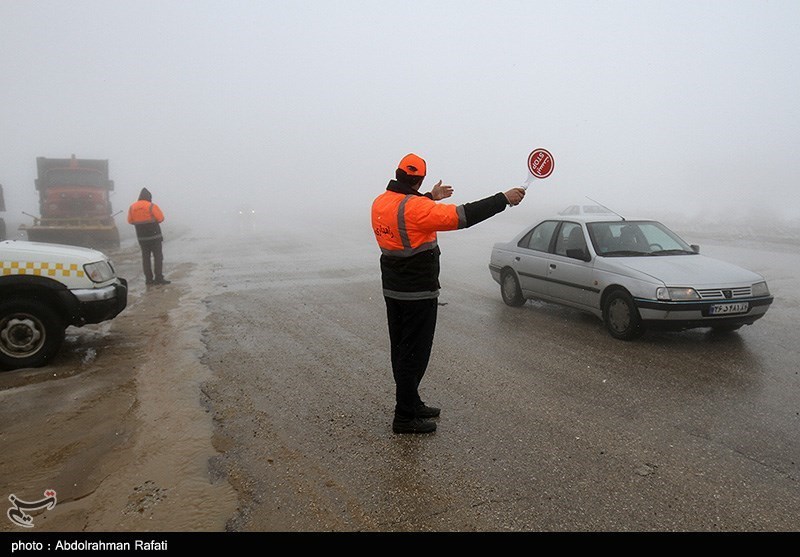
[697,287,752,300]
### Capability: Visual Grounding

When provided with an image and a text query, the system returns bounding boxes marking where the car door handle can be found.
[515,256,520,261]
[549,263,556,269]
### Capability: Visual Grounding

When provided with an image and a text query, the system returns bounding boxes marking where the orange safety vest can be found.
[372,191,464,257]
[127,200,164,225]
[372,181,509,299]
[372,185,468,300]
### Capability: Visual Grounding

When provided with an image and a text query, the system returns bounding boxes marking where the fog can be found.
[2,1,799,243]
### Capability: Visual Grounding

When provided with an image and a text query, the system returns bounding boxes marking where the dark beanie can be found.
[138,188,152,201]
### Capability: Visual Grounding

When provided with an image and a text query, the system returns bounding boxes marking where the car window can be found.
[587,221,694,255]
[637,223,685,250]
[618,224,647,251]
[588,223,614,254]
[519,220,558,252]
[554,222,587,257]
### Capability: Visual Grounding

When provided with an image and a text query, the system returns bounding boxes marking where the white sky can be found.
[1,0,798,233]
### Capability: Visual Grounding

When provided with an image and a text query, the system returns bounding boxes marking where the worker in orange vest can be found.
[371,153,525,434]
[127,187,170,285]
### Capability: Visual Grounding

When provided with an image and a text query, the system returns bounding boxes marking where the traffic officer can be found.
[371,153,526,434]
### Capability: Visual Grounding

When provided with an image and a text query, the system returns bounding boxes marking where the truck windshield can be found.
[45,169,104,187]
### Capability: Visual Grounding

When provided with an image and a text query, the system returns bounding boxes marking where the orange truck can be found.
[19,155,121,249]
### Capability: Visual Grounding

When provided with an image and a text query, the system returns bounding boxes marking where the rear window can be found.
[519,220,558,252]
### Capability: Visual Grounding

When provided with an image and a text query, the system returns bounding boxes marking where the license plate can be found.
[709,302,749,315]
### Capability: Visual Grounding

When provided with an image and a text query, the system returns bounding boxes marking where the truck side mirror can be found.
[691,244,700,253]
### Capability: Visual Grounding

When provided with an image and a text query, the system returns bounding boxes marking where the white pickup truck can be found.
[0,240,128,370]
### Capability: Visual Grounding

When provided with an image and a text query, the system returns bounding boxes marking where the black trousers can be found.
[139,239,164,282]
[384,297,438,419]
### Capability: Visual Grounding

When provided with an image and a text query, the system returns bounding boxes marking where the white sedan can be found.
[488,215,774,340]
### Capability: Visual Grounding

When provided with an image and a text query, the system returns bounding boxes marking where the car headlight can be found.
[84,260,115,283]
[751,281,770,297]
[656,287,700,301]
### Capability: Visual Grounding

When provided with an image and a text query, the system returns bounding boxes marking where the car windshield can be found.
[586,220,695,256]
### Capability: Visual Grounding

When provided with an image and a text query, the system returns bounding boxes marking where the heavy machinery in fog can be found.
[19,155,121,249]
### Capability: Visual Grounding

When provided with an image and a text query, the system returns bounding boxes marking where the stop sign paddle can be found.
[523,148,554,189]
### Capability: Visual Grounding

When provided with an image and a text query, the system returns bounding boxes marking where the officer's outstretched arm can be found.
[459,192,511,229]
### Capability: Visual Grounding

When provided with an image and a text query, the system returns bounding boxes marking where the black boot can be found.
[392,416,437,434]
[415,403,441,418]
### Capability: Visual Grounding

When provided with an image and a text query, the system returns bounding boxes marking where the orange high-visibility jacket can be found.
[372,192,464,256]
[127,200,164,225]
[128,200,164,242]
[372,180,508,299]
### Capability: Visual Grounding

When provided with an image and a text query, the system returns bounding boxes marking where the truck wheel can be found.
[0,299,65,371]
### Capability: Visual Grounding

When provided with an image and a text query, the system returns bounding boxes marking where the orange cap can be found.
[397,153,426,177]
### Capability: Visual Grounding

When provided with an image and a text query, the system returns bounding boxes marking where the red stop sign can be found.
[528,148,554,179]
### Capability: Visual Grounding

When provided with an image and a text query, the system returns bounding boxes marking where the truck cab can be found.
[19,155,121,249]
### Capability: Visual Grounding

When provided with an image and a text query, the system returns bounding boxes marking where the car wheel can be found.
[0,299,65,371]
[603,290,645,340]
[500,270,526,307]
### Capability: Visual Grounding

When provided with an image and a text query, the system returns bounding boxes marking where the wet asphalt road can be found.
[192,217,799,532]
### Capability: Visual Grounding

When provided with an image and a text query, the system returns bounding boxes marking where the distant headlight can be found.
[84,260,115,283]
[656,287,700,301]
[751,281,770,297]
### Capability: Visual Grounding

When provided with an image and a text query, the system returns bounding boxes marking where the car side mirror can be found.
[691,244,700,253]
[566,248,591,262]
